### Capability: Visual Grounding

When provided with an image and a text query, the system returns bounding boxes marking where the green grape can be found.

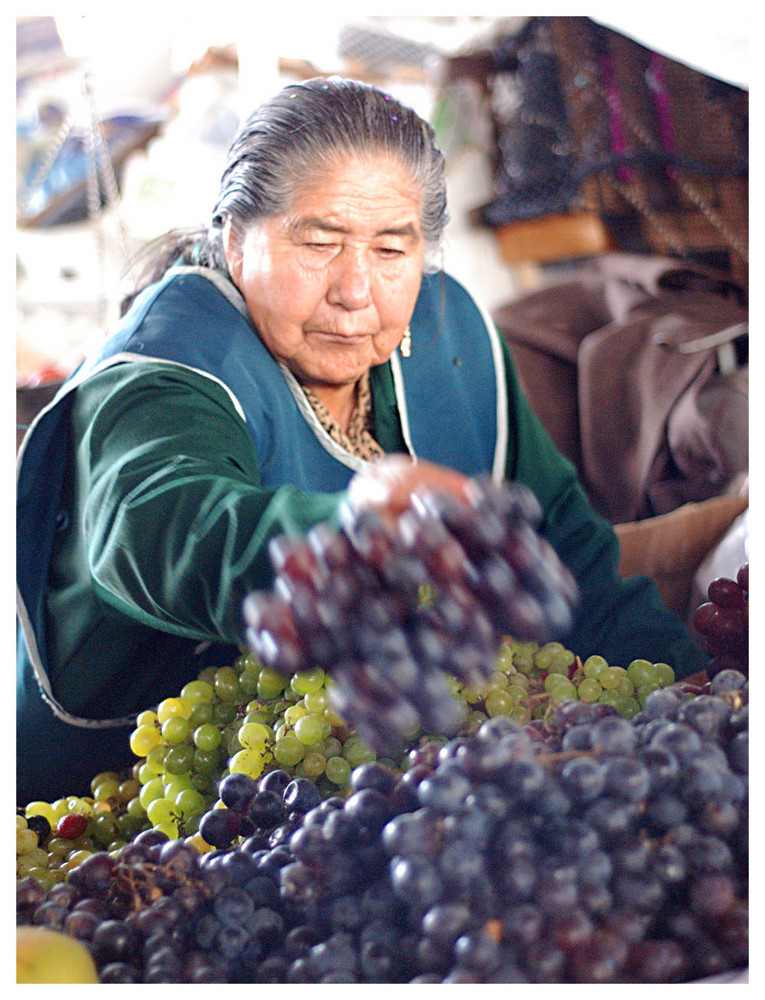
[126,797,147,820]
[296,752,324,779]
[547,649,575,675]
[614,674,635,697]
[161,716,191,744]
[193,748,221,775]
[294,713,327,746]
[229,748,267,778]
[342,736,377,768]
[164,744,195,775]
[139,778,165,810]
[273,733,305,767]
[284,702,309,726]
[163,773,193,798]
[91,776,120,802]
[145,744,168,774]
[654,662,675,687]
[24,801,56,825]
[598,689,623,708]
[321,736,343,759]
[130,724,161,758]
[636,682,661,706]
[290,667,326,697]
[238,670,261,698]
[583,655,609,679]
[324,755,352,786]
[619,697,641,719]
[549,678,578,703]
[191,772,215,795]
[117,812,146,840]
[484,688,514,717]
[494,642,515,672]
[258,668,288,700]
[194,723,223,751]
[212,702,237,726]
[157,697,192,723]
[241,708,272,727]
[486,671,510,691]
[237,652,262,677]
[196,666,218,687]
[214,667,242,703]
[626,658,657,688]
[303,690,329,714]
[89,812,119,846]
[16,826,38,855]
[534,641,567,671]
[600,666,628,690]
[577,677,602,703]
[460,684,485,705]
[238,722,271,749]
[175,788,208,819]
[180,679,214,705]
[189,702,214,726]
[465,709,488,731]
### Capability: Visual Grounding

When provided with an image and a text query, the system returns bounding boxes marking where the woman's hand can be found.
[347,455,473,519]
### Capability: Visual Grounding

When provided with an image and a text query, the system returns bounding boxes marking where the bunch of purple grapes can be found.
[242,477,578,753]
[692,564,748,679]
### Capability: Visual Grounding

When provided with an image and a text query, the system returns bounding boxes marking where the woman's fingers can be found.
[348,455,472,517]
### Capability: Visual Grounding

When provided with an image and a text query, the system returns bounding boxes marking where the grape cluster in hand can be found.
[242,477,578,755]
[692,564,748,679]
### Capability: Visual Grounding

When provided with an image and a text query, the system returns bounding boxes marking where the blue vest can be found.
[16,268,507,736]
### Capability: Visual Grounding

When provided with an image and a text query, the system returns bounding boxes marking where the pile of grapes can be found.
[242,478,579,754]
[16,639,683,887]
[15,474,750,983]
[692,564,748,679]
[17,670,748,983]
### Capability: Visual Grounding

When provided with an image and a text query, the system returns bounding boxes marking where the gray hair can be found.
[211,77,448,270]
[122,78,448,314]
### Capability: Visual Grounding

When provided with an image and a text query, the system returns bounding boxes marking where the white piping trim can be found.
[16,586,138,729]
[17,352,252,731]
[473,294,509,483]
[388,350,418,462]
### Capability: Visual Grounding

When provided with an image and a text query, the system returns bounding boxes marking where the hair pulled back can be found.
[123,78,448,311]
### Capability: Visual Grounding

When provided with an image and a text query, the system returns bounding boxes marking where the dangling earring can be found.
[400,327,412,358]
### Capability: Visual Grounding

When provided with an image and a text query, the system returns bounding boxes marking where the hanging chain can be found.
[82,70,136,330]
[18,111,75,221]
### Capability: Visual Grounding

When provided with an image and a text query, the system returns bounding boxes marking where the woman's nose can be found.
[327,249,372,309]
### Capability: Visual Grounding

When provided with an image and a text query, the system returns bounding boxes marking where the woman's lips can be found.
[306,330,373,344]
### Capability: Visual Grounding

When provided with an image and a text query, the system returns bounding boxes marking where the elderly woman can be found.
[16,78,705,804]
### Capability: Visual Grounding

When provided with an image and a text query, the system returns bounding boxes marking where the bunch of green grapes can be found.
[451,639,677,727]
[126,652,385,840]
[17,771,147,887]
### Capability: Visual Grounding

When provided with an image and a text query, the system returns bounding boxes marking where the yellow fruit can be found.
[17,926,99,983]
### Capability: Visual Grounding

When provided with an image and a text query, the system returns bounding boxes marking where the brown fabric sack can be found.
[493,253,748,523]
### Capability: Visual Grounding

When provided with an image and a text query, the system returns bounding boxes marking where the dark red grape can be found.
[692,601,718,636]
[707,576,747,610]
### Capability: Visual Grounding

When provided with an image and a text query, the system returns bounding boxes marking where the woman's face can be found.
[225,154,426,403]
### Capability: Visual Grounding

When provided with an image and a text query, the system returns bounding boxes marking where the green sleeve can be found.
[499,335,706,678]
[72,362,344,643]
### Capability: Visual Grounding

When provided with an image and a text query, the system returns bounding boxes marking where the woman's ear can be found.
[222,217,243,286]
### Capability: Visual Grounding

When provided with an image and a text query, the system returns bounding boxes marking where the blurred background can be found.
[16,11,749,382]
